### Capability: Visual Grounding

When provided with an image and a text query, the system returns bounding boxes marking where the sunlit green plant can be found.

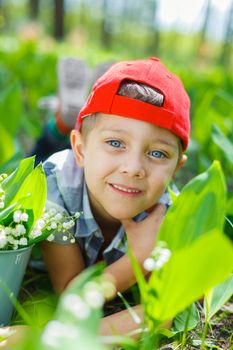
[0,157,81,250]
[129,161,233,349]
[1,265,116,350]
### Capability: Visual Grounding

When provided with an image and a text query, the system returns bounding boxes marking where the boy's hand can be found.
[120,203,166,258]
[105,204,166,292]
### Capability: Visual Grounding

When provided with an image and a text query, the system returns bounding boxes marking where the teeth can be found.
[112,184,140,193]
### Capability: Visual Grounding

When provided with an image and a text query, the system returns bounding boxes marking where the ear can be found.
[173,154,187,176]
[70,130,85,167]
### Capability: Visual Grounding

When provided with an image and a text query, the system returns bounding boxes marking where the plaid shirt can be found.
[43,149,172,267]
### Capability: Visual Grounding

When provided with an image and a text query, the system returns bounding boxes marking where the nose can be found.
[119,155,146,178]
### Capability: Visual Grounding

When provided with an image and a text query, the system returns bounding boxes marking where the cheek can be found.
[149,164,176,190]
[83,154,114,182]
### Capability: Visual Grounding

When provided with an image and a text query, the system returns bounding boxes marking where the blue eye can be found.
[149,150,166,158]
[107,140,123,148]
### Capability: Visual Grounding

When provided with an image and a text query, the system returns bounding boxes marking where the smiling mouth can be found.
[109,183,142,194]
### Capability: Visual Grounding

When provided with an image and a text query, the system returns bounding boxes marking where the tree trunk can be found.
[147,0,160,55]
[220,0,233,66]
[199,0,212,44]
[100,0,112,48]
[28,0,40,20]
[54,0,64,40]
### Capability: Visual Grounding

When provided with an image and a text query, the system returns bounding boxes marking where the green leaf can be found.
[227,197,233,215]
[216,89,233,107]
[0,81,23,135]
[212,123,233,165]
[168,185,179,204]
[1,157,35,208]
[148,229,233,322]
[204,274,233,322]
[0,152,22,174]
[13,164,47,231]
[158,161,226,251]
[192,89,215,144]
[0,196,29,223]
[0,124,14,164]
[172,303,199,334]
[1,158,46,232]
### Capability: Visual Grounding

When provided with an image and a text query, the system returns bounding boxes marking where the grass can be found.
[187,301,233,349]
[9,264,233,349]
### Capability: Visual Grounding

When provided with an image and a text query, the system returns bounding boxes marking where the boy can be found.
[41,57,190,335]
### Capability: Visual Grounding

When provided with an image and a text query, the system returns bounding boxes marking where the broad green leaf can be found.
[1,157,35,208]
[0,81,22,135]
[148,229,233,322]
[12,164,47,230]
[172,303,199,334]
[216,89,233,107]
[212,123,233,165]
[0,124,14,164]
[227,197,233,215]
[158,161,226,251]
[0,196,29,223]
[0,152,22,174]
[204,274,233,322]
[168,185,179,204]
[159,304,199,339]
[192,89,215,144]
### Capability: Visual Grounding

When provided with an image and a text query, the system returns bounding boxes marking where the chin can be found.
[108,208,141,221]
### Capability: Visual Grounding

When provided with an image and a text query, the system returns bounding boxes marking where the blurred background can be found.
[0,0,232,235]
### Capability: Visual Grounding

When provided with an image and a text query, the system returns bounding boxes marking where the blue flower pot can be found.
[0,246,32,326]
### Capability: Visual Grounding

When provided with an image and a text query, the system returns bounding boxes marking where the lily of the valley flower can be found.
[13,210,29,223]
[0,229,7,248]
[62,294,91,320]
[42,321,79,348]
[0,170,81,251]
[143,241,172,271]
[0,187,6,209]
[0,205,81,250]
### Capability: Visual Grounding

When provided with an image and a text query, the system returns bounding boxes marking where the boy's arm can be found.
[41,240,85,293]
[104,204,166,292]
[99,304,143,338]
[99,305,172,338]
[41,203,165,293]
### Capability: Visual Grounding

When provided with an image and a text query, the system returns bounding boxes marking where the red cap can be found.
[76,57,190,150]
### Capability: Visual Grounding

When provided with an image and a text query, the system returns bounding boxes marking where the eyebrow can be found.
[153,138,178,150]
[100,127,128,133]
[100,127,178,150]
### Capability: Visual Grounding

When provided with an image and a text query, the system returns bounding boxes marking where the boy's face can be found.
[71,114,186,222]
